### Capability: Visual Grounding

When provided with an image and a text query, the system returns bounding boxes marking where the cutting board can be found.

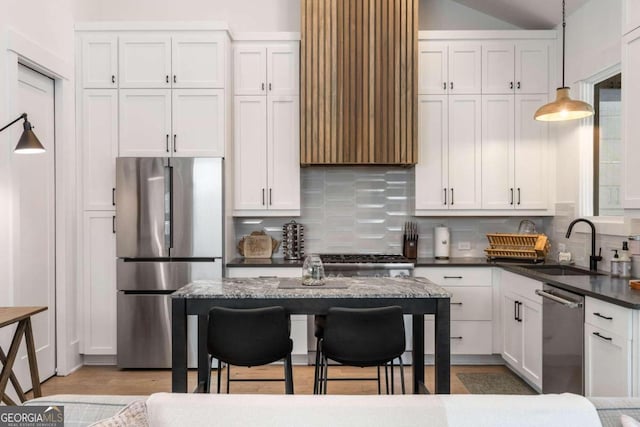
[238,231,279,259]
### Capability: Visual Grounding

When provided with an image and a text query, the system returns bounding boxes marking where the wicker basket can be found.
[485,233,549,261]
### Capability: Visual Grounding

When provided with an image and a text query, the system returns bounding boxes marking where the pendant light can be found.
[534,0,594,122]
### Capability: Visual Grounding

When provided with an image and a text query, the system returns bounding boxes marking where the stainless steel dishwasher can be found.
[535,284,585,394]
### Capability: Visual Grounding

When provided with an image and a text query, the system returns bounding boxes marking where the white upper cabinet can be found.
[234,45,267,95]
[623,28,640,208]
[82,90,118,210]
[119,34,225,89]
[119,89,172,156]
[82,35,118,89]
[482,41,550,95]
[172,35,225,88]
[234,96,268,211]
[171,89,225,157]
[234,42,299,96]
[267,45,299,96]
[415,94,481,211]
[481,94,548,210]
[119,36,172,88]
[267,96,300,210]
[418,41,481,94]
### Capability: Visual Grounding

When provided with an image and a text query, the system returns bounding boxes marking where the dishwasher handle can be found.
[535,289,583,309]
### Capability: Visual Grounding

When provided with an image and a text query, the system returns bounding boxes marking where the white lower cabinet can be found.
[82,211,117,355]
[585,324,631,397]
[415,267,493,357]
[226,267,307,362]
[584,296,633,397]
[500,271,542,389]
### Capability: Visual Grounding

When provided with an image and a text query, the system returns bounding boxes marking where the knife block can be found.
[403,237,418,259]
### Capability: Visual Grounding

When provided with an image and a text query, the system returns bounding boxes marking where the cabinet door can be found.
[515,41,550,95]
[482,95,515,210]
[234,96,268,211]
[172,35,225,88]
[521,299,542,388]
[82,211,117,355]
[82,90,118,211]
[267,44,299,96]
[172,89,225,157]
[584,324,631,397]
[502,293,522,367]
[482,43,515,94]
[623,29,640,208]
[119,36,171,88]
[448,95,481,209]
[415,95,448,210]
[267,96,300,211]
[119,89,172,157]
[418,41,448,95]
[515,94,548,210]
[448,42,482,94]
[82,35,118,88]
[234,45,267,95]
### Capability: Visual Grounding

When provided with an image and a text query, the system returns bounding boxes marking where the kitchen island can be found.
[171,276,452,394]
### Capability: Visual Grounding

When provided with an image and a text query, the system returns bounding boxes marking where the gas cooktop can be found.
[319,254,413,264]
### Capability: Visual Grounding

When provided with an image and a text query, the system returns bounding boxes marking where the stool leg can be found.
[284,353,294,394]
[322,355,329,394]
[227,364,231,393]
[216,362,222,394]
[384,363,389,394]
[376,366,381,394]
[205,356,212,393]
[398,357,406,395]
[390,359,395,395]
[313,339,321,394]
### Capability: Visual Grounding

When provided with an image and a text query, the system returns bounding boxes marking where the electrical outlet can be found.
[458,241,471,250]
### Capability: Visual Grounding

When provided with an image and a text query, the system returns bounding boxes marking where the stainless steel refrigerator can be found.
[115,157,223,368]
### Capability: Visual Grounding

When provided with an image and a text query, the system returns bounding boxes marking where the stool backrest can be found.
[322,306,406,366]
[207,306,292,367]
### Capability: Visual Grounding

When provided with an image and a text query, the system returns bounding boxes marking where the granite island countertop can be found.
[172,276,451,299]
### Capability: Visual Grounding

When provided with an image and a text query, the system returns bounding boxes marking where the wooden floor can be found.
[31,364,515,397]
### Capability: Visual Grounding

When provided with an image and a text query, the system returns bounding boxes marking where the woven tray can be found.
[485,233,549,261]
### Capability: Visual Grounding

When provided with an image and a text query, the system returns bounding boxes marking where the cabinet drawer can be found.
[501,270,542,304]
[584,323,632,397]
[585,297,632,339]
[416,267,492,286]
[444,286,492,320]
[425,320,493,355]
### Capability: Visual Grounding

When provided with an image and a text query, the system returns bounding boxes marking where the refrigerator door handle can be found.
[169,164,174,250]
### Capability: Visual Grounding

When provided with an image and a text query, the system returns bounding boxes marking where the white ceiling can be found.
[451,0,590,29]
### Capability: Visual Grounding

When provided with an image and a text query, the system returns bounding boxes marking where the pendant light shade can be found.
[534,0,594,122]
[534,87,594,122]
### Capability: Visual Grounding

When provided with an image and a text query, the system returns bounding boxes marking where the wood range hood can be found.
[300,0,418,166]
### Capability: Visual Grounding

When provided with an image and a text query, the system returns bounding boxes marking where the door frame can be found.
[3,29,80,376]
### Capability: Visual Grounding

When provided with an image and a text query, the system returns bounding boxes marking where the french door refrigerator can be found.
[115,157,223,368]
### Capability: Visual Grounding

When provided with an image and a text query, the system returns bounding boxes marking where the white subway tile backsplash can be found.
[233,166,549,257]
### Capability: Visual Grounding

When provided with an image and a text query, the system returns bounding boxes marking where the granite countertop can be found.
[172,276,451,299]
[225,256,640,309]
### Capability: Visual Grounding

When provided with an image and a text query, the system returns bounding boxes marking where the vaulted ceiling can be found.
[451,0,591,29]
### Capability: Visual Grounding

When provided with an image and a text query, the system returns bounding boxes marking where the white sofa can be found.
[25,392,609,427]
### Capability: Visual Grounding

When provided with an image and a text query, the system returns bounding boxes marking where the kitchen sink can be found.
[519,265,605,276]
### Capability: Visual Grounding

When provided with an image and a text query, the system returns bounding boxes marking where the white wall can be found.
[2,0,80,375]
[73,0,517,31]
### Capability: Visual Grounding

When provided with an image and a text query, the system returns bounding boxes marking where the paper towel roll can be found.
[434,226,450,259]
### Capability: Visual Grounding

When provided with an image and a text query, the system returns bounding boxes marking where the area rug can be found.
[456,372,537,395]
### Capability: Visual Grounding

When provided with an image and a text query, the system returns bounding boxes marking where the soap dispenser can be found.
[620,241,632,278]
[611,250,621,277]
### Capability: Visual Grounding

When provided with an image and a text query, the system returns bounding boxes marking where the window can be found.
[593,73,622,216]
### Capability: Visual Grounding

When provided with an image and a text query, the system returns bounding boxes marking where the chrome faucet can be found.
[565,218,602,271]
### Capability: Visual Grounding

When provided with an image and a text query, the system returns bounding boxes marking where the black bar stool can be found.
[206,306,294,394]
[315,306,406,394]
